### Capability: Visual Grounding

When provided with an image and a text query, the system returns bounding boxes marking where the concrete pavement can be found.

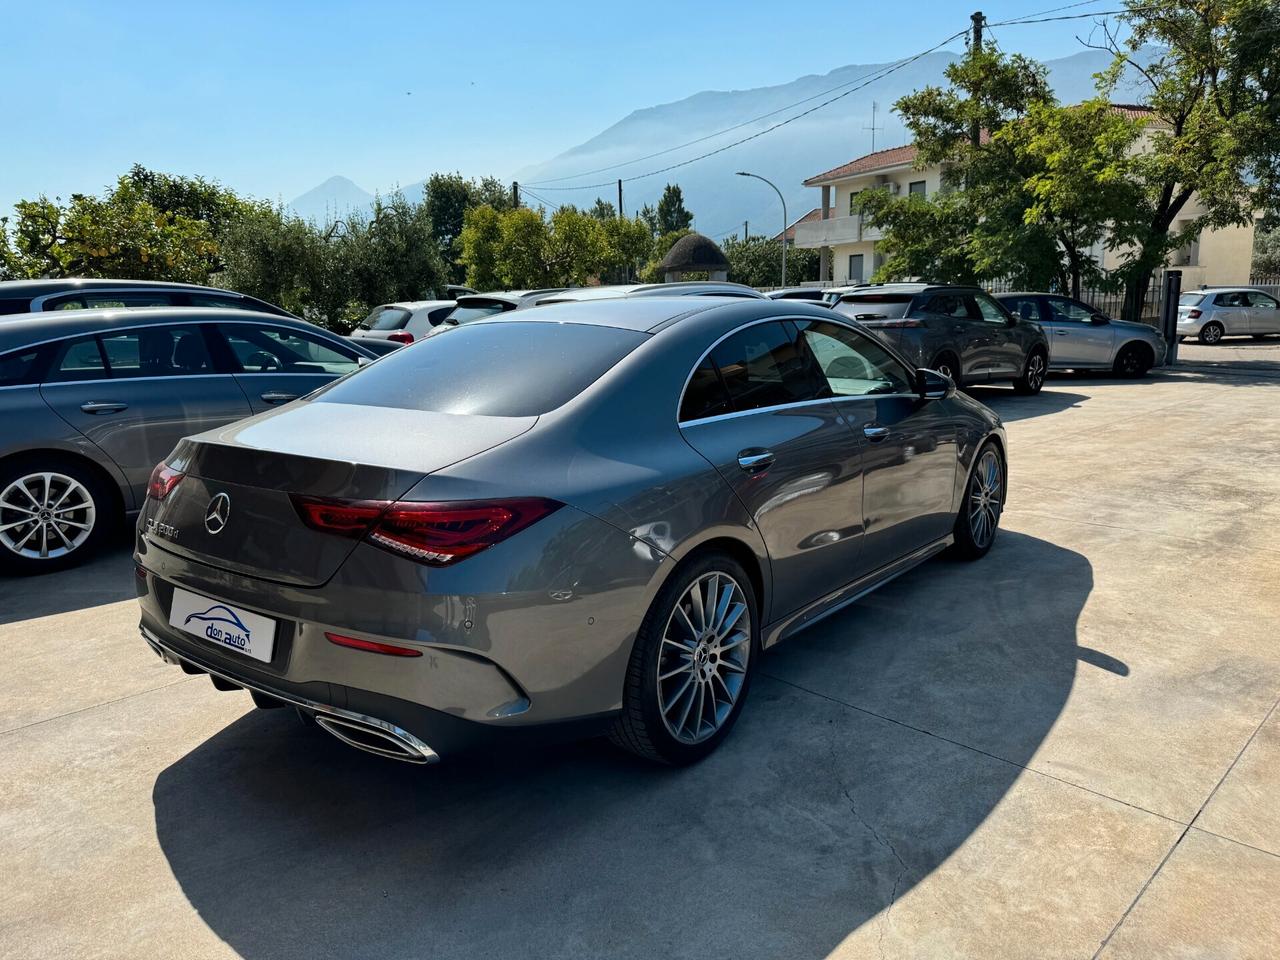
[1,367,1277,959]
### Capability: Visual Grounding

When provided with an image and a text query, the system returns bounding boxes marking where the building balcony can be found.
[793,214,882,249]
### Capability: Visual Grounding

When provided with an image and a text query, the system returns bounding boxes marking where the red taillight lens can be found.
[291,495,561,566]
[370,498,562,565]
[292,496,385,537]
[1187,309,1202,319]
[147,462,185,500]
[325,632,422,657]
[386,331,414,344]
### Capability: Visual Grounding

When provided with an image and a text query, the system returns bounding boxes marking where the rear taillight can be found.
[325,632,422,657]
[1187,309,1202,319]
[386,331,414,344]
[147,462,185,500]
[858,318,925,328]
[291,495,561,565]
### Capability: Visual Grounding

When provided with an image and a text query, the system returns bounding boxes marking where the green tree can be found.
[600,215,653,282]
[545,207,606,285]
[1253,226,1280,277]
[656,184,694,234]
[1091,0,1280,319]
[589,198,617,220]
[638,203,659,236]
[340,191,447,310]
[424,173,514,282]
[458,204,504,290]
[498,207,552,287]
[722,235,818,287]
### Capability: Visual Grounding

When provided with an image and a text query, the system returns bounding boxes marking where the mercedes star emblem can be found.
[204,492,231,535]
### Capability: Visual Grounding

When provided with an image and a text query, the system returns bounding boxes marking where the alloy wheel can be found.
[1202,324,1223,344]
[1026,353,1046,390]
[968,450,1002,549]
[657,572,751,745]
[0,472,96,560]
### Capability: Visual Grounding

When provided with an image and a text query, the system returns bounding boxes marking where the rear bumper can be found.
[1176,318,1204,336]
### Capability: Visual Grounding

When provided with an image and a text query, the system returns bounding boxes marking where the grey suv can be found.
[0,308,374,574]
[832,283,1050,393]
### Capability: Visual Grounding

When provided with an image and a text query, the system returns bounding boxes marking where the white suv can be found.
[1177,288,1280,343]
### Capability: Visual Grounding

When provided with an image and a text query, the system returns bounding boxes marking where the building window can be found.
[848,254,865,282]
[908,180,926,197]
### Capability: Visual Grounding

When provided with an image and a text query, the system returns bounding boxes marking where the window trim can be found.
[676,315,922,427]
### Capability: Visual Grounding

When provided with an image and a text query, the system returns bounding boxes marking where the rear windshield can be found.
[361,306,412,331]
[444,300,511,325]
[312,321,646,417]
[833,293,913,320]
[1178,293,1205,306]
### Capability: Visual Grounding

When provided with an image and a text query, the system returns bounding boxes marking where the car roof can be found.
[470,295,826,334]
[0,306,345,355]
[535,282,766,305]
[839,282,979,297]
[0,277,257,299]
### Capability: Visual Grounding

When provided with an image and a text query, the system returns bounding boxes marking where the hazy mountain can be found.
[287,175,374,223]
[290,47,1148,235]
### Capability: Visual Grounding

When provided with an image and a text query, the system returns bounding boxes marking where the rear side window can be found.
[0,348,44,386]
[48,337,107,381]
[312,321,645,417]
[47,292,174,310]
[361,306,412,331]
[709,321,821,413]
[99,326,212,376]
[833,293,912,320]
[0,299,32,316]
[921,294,976,319]
[1214,292,1249,307]
[679,358,732,422]
[186,294,245,310]
[1003,297,1042,323]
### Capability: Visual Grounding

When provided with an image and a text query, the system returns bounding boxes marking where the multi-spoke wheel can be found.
[951,441,1004,560]
[1013,348,1047,395]
[611,553,759,764]
[0,462,111,574]
[1199,321,1225,344]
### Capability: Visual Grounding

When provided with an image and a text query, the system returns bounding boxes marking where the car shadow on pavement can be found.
[152,531,1101,960]
[963,385,1090,422]
[0,529,134,625]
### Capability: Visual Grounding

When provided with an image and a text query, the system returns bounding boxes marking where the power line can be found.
[986,8,1151,27]
[519,187,561,211]
[529,28,968,193]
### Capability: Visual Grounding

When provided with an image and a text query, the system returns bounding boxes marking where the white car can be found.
[1176,288,1280,344]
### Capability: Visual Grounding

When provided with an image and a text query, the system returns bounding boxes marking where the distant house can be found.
[794,105,1258,288]
[772,208,824,246]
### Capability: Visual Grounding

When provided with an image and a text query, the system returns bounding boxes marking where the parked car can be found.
[1176,288,1280,344]
[418,289,568,338]
[0,278,296,318]
[821,283,874,305]
[534,281,766,305]
[833,283,1050,393]
[0,308,376,573]
[349,301,457,346]
[994,292,1165,377]
[135,296,1006,766]
[766,287,830,302]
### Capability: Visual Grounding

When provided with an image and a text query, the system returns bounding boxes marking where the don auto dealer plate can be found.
[169,587,277,663]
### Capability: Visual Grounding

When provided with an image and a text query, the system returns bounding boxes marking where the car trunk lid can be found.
[147,401,536,586]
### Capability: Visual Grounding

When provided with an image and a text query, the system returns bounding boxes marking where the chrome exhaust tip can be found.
[313,714,436,764]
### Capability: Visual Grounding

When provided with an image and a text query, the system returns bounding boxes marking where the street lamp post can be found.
[736,171,786,287]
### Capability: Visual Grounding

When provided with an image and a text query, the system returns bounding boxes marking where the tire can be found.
[1012,348,1048,395]
[1199,322,1225,345]
[1113,341,1154,378]
[950,441,1004,561]
[609,551,760,765]
[930,352,962,389]
[0,458,115,575]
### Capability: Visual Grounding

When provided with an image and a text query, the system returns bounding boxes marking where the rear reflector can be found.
[325,632,423,657]
[147,462,185,500]
[291,495,562,565]
[386,331,414,344]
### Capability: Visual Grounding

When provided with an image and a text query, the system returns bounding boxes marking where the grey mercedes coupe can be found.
[135,297,1007,766]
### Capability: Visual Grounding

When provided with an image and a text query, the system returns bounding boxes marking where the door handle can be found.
[737,449,775,473]
[79,401,128,415]
[863,425,891,442]
[260,391,299,404]
[1055,330,1069,336]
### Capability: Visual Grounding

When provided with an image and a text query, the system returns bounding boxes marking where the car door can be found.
[37,324,253,503]
[1210,292,1250,335]
[1043,296,1115,366]
[1246,292,1280,333]
[213,320,363,414]
[921,294,989,380]
[677,320,866,620]
[794,317,958,571]
[970,293,1023,377]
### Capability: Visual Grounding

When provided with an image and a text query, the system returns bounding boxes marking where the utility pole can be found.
[743,220,749,242]
[970,11,983,149]
[617,179,624,219]
[864,101,884,153]
[511,181,520,208]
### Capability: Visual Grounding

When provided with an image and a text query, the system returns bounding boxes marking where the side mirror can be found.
[917,367,955,401]
[357,355,370,367]
[1091,314,1110,325]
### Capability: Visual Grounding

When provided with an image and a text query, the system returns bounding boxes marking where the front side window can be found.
[795,320,913,396]
[98,326,213,377]
[709,321,821,413]
[1246,293,1278,310]
[1046,297,1096,323]
[221,324,359,375]
[972,293,1011,325]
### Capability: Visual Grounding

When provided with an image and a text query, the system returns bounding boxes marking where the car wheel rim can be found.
[936,359,954,380]
[968,450,1002,549]
[0,472,96,560]
[657,572,751,745]
[1028,354,1045,389]
[1205,326,1222,343]
[1121,350,1140,374]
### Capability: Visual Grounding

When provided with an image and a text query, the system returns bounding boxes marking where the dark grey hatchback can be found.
[0,308,374,573]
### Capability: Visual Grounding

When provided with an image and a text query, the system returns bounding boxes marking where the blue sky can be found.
[0,0,1115,212]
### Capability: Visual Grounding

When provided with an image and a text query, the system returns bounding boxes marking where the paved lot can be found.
[2,363,1278,959]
